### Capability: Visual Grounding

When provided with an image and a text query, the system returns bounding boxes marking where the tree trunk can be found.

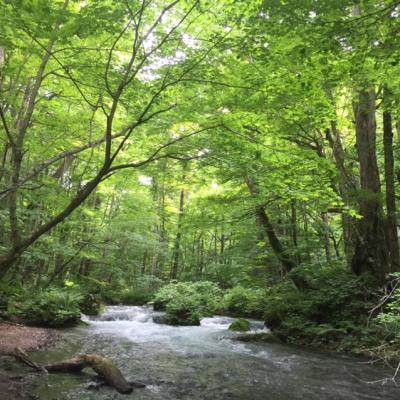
[14,348,145,395]
[245,176,296,274]
[325,121,357,261]
[290,199,301,263]
[351,88,388,281]
[321,212,331,262]
[383,106,400,272]
[170,185,185,279]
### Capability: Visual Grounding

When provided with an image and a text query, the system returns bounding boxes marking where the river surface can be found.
[32,305,398,399]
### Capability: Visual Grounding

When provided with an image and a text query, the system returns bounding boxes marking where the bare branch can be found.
[107,124,221,174]
[0,105,15,146]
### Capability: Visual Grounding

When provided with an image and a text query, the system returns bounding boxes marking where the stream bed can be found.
[32,305,399,399]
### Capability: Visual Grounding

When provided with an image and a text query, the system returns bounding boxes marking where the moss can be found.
[229,318,250,332]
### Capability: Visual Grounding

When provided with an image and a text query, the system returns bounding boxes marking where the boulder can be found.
[228,318,250,332]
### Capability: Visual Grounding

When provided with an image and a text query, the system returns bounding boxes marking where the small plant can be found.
[374,274,400,338]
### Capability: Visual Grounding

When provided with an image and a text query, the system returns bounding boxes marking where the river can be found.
[33,305,398,399]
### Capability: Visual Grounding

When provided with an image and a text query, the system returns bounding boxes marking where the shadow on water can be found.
[31,305,399,400]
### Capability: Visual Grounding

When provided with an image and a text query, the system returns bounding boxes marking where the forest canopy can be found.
[2,0,400,360]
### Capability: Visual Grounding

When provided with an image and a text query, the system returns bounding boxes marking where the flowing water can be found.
[33,305,399,399]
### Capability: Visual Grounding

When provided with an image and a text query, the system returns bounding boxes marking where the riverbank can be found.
[0,322,59,400]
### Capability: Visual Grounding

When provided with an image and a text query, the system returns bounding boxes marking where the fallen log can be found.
[46,354,135,394]
[13,348,144,394]
[14,347,47,373]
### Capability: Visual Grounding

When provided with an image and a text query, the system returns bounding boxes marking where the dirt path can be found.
[0,322,55,352]
[0,322,59,400]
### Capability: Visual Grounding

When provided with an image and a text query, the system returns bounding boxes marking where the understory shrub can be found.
[263,263,378,348]
[9,287,82,327]
[79,292,102,315]
[375,274,400,339]
[153,281,222,325]
[102,275,163,305]
[223,286,266,317]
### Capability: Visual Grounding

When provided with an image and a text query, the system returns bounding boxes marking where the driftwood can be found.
[14,347,47,373]
[13,347,145,394]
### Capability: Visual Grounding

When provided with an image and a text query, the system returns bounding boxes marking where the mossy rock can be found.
[164,310,200,326]
[229,318,250,332]
[235,332,280,343]
[153,300,166,311]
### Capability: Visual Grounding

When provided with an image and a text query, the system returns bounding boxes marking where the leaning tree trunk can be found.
[245,176,297,275]
[325,121,358,262]
[351,88,388,282]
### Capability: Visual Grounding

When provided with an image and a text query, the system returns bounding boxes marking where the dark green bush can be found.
[102,275,163,305]
[165,296,202,325]
[118,287,153,305]
[79,293,102,315]
[223,286,266,317]
[263,264,377,346]
[153,281,222,325]
[9,287,82,327]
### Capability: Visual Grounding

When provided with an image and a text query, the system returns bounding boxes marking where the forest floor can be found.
[0,322,59,400]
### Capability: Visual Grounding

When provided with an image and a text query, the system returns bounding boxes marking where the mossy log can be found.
[14,348,144,394]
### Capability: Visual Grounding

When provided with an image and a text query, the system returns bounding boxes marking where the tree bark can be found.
[14,348,144,394]
[290,199,301,263]
[383,106,400,272]
[321,212,331,262]
[245,176,296,274]
[170,185,185,279]
[351,88,388,281]
[325,121,357,261]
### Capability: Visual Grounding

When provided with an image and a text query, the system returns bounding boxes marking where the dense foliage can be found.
[8,287,82,327]
[1,0,400,368]
[154,281,222,325]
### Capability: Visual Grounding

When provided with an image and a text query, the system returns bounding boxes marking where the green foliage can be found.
[263,265,377,347]
[79,293,102,315]
[165,296,202,326]
[375,274,400,340]
[228,318,250,332]
[9,287,82,327]
[0,0,399,365]
[223,286,266,318]
[153,281,222,325]
[118,288,152,305]
[103,275,163,305]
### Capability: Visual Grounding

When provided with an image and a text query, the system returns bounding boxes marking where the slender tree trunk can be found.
[321,212,331,262]
[141,251,147,274]
[197,235,204,279]
[325,121,357,261]
[170,170,186,279]
[290,199,301,263]
[383,105,400,272]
